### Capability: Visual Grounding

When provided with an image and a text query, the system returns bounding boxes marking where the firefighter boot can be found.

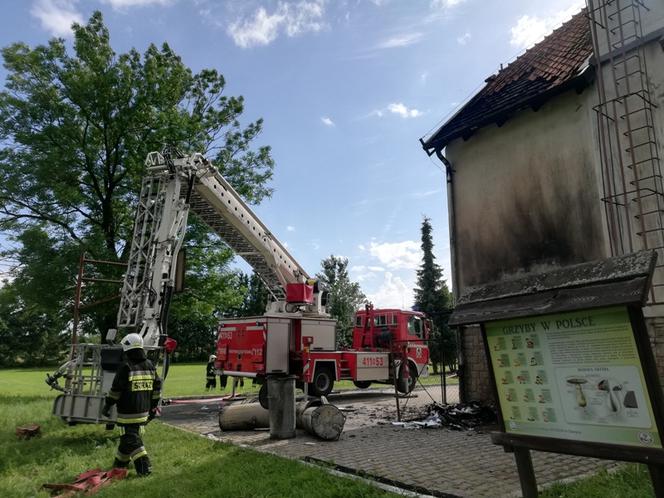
[134,455,152,476]
[113,458,129,469]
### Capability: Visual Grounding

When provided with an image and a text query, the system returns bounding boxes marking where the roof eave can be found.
[421,65,595,154]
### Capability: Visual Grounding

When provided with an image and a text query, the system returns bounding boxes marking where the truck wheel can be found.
[353,381,371,389]
[259,383,269,409]
[396,362,417,394]
[308,366,334,397]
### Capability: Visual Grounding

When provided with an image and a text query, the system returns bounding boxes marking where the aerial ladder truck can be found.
[47,149,429,425]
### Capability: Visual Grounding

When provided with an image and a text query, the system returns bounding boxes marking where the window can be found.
[391,314,398,325]
[373,315,387,326]
[407,316,423,338]
[355,315,363,327]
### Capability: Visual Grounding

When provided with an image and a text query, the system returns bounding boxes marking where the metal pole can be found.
[440,328,447,404]
[72,253,85,346]
[393,360,401,422]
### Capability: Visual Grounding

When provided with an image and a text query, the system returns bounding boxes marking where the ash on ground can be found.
[392,402,497,431]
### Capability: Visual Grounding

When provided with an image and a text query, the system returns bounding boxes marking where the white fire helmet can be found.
[121,333,144,352]
[209,354,217,362]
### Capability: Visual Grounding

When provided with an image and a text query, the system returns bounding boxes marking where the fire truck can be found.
[47,149,429,424]
[216,304,431,405]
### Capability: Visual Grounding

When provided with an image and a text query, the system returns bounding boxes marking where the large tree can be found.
[0,12,274,363]
[413,217,453,374]
[317,255,366,348]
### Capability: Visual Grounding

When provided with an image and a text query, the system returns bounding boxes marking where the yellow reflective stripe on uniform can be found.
[132,450,148,460]
[151,392,161,399]
[115,451,131,462]
[117,415,149,424]
[128,374,154,381]
[108,390,121,400]
[128,370,154,377]
[130,446,146,458]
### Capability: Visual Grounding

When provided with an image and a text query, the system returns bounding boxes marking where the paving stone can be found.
[162,390,614,497]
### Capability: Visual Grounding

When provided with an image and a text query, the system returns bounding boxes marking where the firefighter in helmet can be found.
[205,354,217,390]
[102,333,161,476]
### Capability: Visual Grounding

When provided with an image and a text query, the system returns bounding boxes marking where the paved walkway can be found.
[161,387,613,497]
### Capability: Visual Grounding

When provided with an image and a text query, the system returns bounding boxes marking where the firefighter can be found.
[102,333,161,476]
[205,355,217,390]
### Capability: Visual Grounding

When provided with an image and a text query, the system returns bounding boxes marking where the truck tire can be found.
[308,366,334,397]
[259,383,269,409]
[353,380,371,389]
[396,362,417,394]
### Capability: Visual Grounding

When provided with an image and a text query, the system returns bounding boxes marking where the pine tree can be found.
[317,256,366,348]
[413,217,454,374]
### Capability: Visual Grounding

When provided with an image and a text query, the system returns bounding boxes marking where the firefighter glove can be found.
[102,403,112,418]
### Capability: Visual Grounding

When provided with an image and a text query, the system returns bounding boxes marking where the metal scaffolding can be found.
[588,0,664,303]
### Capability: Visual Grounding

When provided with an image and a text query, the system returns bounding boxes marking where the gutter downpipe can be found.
[435,148,459,300]
[435,147,466,403]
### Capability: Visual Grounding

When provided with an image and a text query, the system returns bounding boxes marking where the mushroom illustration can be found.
[566,377,588,407]
[598,379,621,413]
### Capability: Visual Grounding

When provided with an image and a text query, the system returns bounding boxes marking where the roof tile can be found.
[423,9,592,151]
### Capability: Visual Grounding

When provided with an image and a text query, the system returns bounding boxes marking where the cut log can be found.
[297,401,346,441]
[219,400,346,440]
[219,401,269,431]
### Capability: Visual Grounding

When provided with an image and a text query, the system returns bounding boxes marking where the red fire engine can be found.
[216,304,431,404]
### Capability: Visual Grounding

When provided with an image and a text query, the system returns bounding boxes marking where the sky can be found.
[0,0,586,308]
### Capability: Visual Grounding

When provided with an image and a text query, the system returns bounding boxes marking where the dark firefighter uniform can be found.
[103,346,161,475]
[206,359,217,390]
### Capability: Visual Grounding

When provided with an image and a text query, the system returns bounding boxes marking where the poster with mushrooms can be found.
[486,307,662,448]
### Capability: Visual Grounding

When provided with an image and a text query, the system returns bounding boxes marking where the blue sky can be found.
[0,0,585,307]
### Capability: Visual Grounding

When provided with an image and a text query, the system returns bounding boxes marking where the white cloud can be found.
[321,116,335,127]
[387,102,422,118]
[420,71,428,84]
[456,32,471,45]
[369,102,423,119]
[102,0,172,8]
[286,225,295,232]
[431,0,466,8]
[350,265,385,283]
[30,0,83,37]
[365,240,420,270]
[510,1,585,49]
[375,32,423,49]
[367,272,413,309]
[228,1,326,48]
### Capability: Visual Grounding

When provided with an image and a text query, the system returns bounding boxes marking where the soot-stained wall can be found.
[447,89,608,295]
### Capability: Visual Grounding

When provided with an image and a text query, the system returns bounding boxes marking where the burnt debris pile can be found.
[393,402,496,430]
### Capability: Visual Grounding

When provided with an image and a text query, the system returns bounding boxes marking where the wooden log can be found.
[218,401,269,431]
[219,400,346,440]
[296,401,346,441]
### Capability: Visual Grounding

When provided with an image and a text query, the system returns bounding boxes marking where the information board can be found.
[486,306,662,448]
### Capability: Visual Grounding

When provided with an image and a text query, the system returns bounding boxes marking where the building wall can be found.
[447,88,608,294]
[447,36,664,402]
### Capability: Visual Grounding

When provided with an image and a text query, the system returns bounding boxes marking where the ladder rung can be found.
[635,209,664,219]
[623,124,654,136]
[636,228,664,235]
[625,140,657,153]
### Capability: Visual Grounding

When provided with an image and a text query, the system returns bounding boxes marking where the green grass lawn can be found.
[540,464,654,498]
[0,366,393,498]
[2,365,653,497]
